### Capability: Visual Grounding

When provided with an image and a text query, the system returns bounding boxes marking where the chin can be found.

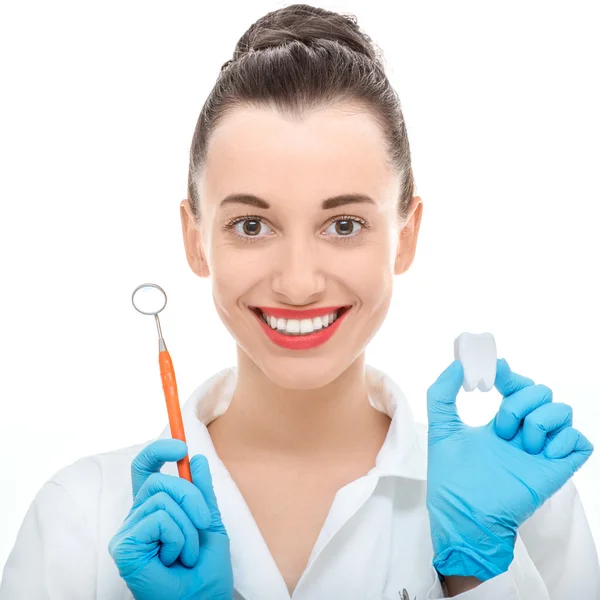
[256,358,349,390]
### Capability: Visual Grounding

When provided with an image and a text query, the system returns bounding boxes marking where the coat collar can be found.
[158,364,427,481]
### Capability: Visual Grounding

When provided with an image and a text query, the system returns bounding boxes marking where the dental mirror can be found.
[131,283,168,351]
[131,282,191,481]
[132,283,167,315]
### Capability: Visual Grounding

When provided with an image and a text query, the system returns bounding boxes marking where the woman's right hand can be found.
[108,439,233,600]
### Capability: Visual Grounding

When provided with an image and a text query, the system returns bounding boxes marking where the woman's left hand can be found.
[426,358,594,581]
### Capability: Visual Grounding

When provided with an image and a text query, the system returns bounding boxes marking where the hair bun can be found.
[231,3,378,62]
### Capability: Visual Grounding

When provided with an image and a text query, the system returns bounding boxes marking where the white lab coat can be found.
[1,365,599,599]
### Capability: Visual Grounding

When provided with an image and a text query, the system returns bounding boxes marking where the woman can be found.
[1,4,598,599]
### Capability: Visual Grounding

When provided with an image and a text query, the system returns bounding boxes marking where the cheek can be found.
[342,234,395,299]
[208,242,266,309]
[345,251,394,311]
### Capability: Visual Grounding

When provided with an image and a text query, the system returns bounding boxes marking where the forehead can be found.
[200,104,396,203]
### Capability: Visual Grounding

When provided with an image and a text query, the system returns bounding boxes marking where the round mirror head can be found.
[132,283,167,316]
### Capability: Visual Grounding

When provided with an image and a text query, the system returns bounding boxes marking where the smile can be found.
[249,305,352,350]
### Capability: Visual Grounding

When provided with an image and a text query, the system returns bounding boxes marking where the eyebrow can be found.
[219,192,376,210]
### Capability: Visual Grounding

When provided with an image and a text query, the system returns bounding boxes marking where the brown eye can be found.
[242,219,261,235]
[323,217,367,239]
[335,219,354,235]
[225,215,273,242]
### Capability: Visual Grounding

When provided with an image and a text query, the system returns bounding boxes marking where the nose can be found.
[271,235,326,303]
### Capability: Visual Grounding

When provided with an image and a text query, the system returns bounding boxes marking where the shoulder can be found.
[49,440,150,490]
[4,442,153,597]
[44,440,151,522]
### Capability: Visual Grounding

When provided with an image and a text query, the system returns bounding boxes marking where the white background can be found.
[1,0,599,577]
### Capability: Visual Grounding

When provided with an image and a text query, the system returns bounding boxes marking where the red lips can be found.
[251,305,352,350]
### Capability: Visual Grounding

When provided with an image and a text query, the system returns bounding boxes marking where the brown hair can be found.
[187,3,415,222]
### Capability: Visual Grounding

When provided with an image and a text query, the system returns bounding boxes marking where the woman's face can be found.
[181,104,422,389]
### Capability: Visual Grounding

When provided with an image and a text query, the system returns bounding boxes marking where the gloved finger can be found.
[495,383,553,441]
[122,490,200,568]
[493,358,535,398]
[133,471,211,531]
[131,438,189,498]
[110,510,183,577]
[426,360,464,429]
[521,402,573,454]
[190,454,227,533]
[543,426,594,472]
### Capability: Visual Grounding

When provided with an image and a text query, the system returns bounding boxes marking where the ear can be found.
[394,196,423,275]
[180,199,210,278]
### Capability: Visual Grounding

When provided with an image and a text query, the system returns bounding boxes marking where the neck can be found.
[208,348,391,462]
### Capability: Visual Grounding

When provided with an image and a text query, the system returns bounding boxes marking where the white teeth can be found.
[300,319,314,334]
[260,309,345,336]
[286,319,300,333]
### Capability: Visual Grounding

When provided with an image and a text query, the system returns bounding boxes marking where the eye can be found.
[224,216,273,241]
[323,216,367,238]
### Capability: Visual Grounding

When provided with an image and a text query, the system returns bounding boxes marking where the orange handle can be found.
[159,349,192,482]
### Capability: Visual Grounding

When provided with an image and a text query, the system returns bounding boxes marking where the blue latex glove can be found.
[108,439,234,600]
[426,358,594,581]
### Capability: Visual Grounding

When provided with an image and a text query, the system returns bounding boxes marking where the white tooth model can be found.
[454,332,497,392]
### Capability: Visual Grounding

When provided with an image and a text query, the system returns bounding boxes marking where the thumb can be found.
[427,360,464,428]
[190,454,227,532]
[131,438,188,499]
